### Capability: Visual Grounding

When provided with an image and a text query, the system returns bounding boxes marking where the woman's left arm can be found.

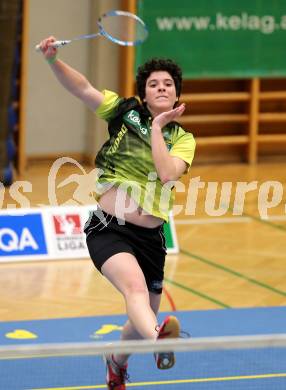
[151,104,187,184]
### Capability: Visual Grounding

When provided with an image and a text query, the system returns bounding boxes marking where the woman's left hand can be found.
[152,103,185,130]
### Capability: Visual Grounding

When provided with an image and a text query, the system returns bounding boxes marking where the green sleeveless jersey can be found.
[95,90,196,221]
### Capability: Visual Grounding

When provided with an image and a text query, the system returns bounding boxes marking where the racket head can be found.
[97,10,148,46]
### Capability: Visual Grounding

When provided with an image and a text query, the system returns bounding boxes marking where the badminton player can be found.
[39,36,195,389]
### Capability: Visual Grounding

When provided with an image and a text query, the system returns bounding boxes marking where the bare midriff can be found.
[98,186,164,228]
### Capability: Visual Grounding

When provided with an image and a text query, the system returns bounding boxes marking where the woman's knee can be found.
[123,280,149,297]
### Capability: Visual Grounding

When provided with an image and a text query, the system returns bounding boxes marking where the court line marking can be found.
[180,249,286,298]
[162,287,177,311]
[28,372,286,389]
[243,213,286,232]
[164,278,230,309]
[175,216,251,224]
[175,215,286,225]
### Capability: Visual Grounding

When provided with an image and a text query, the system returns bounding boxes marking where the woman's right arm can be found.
[39,36,104,111]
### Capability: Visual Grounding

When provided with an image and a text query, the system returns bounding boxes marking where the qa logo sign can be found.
[0,214,47,257]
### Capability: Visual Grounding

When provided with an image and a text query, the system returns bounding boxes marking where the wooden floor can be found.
[1,161,286,321]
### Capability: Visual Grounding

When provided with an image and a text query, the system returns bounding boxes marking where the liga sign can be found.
[0,206,179,262]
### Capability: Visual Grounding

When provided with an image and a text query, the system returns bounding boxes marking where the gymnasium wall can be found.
[0,0,21,185]
[24,0,120,161]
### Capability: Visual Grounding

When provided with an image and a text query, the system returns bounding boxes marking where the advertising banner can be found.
[136,0,286,78]
[0,206,178,262]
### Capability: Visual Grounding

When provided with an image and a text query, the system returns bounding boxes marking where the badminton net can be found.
[0,333,286,389]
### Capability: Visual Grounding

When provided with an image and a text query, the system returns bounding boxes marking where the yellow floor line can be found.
[29,372,286,390]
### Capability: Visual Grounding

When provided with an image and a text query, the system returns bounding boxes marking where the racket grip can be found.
[51,40,71,48]
[35,40,71,52]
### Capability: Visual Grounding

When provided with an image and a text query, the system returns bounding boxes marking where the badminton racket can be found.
[35,10,148,51]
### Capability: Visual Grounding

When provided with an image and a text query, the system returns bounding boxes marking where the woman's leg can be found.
[101,252,160,340]
[114,291,161,366]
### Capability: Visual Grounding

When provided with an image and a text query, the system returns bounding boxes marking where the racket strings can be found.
[100,14,148,45]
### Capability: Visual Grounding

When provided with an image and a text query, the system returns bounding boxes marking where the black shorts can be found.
[84,209,167,294]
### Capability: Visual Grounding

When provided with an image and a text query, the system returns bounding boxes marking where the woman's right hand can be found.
[39,36,58,60]
[152,103,186,130]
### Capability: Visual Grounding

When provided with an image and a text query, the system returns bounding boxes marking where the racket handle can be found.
[51,40,72,48]
[35,40,71,52]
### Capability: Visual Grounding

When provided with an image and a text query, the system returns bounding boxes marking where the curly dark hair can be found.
[136,58,182,103]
